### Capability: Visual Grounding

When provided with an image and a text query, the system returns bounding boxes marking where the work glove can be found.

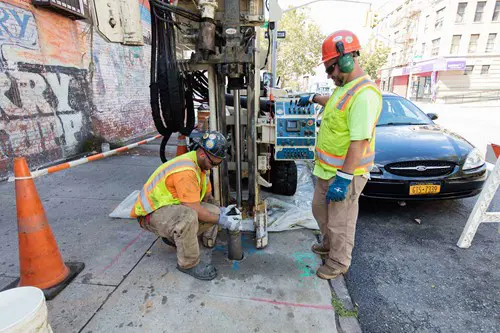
[326,171,353,203]
[218,204,242,231]
[219,205,234,216]
[297,94,316,106]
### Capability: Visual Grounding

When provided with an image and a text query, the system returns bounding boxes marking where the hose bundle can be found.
[149,0,200,162]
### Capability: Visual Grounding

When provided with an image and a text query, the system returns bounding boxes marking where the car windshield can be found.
[377,96,433,126]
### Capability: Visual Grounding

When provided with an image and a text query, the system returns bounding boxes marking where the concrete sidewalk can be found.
[0,145,343,333]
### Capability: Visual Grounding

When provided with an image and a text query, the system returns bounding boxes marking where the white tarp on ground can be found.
[110,162,319,231]
[259,162,318,231]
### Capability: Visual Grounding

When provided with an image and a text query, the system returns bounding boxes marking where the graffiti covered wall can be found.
[0,0,154,179]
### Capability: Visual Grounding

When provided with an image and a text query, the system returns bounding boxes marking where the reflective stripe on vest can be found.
[316,147,375,169]
[335,78,373,111]
[137,159,197,214]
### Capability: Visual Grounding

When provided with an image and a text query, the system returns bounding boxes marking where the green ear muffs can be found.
[335,41,354,73]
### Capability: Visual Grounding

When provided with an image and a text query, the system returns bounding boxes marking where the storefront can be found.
[379,58,466,101]
[410,72,432,101]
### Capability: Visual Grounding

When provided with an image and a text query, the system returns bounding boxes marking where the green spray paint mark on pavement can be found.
[291,251,320,287]
[292,252,317,277]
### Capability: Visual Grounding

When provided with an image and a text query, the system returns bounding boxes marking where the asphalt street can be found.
[346,103,500,333]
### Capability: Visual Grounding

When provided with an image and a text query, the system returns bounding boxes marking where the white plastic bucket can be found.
[0,287,52,333]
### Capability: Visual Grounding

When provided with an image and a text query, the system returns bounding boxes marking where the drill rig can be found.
[149,0,317,248]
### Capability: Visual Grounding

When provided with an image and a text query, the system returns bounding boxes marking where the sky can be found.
[277,0,391,43]
[276,0,390,89]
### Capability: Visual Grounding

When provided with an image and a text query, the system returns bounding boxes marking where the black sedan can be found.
[362,93,487,200]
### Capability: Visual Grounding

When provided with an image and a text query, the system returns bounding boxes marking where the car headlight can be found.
[463,148,485,170]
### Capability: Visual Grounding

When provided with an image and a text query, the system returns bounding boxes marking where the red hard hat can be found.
[321,30,361,63]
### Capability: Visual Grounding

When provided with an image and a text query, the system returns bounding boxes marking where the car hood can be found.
[374,124,474,166]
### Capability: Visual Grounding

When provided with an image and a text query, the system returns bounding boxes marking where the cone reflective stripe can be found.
[14,157,70,289]
[176,134,188,156]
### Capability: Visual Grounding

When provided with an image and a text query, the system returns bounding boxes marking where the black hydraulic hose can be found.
[225,94,274,113]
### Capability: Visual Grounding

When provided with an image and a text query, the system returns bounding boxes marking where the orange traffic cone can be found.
[13,157,84,299]
[176,134,188,156]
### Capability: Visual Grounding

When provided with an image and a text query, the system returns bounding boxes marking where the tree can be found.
[358,42,390,80]
[262,8,325,91]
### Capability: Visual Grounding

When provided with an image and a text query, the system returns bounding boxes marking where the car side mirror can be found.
[427,113,438,120]
[316,120,322,127]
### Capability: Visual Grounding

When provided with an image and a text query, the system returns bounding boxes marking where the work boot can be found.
[311,243,329,255]
[316,264,347,280]
[177,263,217,281]
[161,237,176,248]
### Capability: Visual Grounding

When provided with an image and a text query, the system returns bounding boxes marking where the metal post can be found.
[216,69,229,206]
[271,23,278,87]
[233,89,242,207]
[247,66,256,209]
[208,65,221,204]
[406,70,412,100]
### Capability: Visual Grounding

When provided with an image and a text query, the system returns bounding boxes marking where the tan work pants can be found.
[312,176,367,270]
[144,203,219,269]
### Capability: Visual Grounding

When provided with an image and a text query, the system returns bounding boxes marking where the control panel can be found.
[274,98,317,161]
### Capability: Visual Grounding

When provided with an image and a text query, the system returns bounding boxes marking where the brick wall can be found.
[0,0,155,179]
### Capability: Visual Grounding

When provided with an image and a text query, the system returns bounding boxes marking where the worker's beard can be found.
[333,77,344,87]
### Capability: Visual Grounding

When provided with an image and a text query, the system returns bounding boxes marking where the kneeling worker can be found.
[132,131,240,280]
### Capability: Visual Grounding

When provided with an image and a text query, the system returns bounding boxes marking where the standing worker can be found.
[131,131,241,281]
[298,30,382,280]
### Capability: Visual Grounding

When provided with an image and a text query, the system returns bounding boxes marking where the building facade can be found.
[0,0,155,180]
[374,0,500,103]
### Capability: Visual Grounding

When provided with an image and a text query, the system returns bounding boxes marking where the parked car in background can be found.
[317,93,487,200]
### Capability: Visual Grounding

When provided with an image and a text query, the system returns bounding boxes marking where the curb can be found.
[329,276,362,333]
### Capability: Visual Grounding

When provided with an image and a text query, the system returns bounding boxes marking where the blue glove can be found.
[326,171,353,203]
[297,94,315,106]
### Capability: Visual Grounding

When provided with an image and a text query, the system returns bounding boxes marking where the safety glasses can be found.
[325,62,338,75]
[203,149,222,166]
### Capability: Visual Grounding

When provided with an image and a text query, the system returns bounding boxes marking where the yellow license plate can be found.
[409,184,441,195]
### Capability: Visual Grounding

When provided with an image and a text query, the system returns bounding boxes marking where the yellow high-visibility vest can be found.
[316,76,382,176]
[132,151,210,217]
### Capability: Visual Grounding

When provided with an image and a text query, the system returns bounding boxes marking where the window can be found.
[474,1,486,22]
[481,65,490,74]
[456,2,467,23]
[486,33,497,52]
[468,34,479,53]
[424,15,430,32]
[420,42,426,57]
[450,35,461,54]
[435,8,445,30]
[391,52,397,65]
[464,65,474,75]
[493,1,500,21]
[378,97,433,126]
[431,38,440,56]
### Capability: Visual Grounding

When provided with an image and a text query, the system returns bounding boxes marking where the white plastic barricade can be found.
[457,144,500,248]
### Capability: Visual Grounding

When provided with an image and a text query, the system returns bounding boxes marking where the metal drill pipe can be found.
[227,230,244,261]
[233,89,242,207]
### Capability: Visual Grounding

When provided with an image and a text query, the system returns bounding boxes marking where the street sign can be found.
[264,31,286,39]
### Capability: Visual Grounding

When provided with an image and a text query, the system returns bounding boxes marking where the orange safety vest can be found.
[315,76,382,176]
